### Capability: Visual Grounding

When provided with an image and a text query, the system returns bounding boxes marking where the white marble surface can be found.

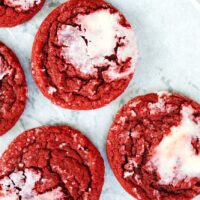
[1,0,200,199]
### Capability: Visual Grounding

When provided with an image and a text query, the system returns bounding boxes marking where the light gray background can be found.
[1,0,200,199]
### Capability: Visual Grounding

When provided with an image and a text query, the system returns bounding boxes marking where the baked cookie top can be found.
[0,125,105,199]
[0,42,27,135]
[0,0,45,27]
[32,0,138,110]
[107,92,200,200]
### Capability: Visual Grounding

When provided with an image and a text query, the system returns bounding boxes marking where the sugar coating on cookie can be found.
[0,126,104,200]
[0,169,64,199]
[57,9,137,80]
[0,63,11,80]
[0,42,27,136]
[148,105,200,186]
[0,0,45,27]
[4,0,41,11]
[107,92,200,200]
[32,0,138,110]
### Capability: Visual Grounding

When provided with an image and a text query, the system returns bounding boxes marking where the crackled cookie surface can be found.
[0,42,27,136]
[0,126,104,200]
[107,92,200,200]
[0,0,45,27]
[32,0,137,110]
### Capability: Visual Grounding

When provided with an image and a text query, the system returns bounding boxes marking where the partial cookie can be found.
[0,42,27,136]
[32,0,138,110]
[0,0,45,27]
[0,126,105,199]
[106,92,200,200]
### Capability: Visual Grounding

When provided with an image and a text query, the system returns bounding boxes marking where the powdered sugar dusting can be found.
[0,56,10,80]
[148,91,171,114]
[148,97,165,114]
[147,105,200,185]
[59,142,67,149]
[57,9,137,80]
[48,86,57,95]
[124,171,134,178]
[4,0,41,11]
[0,169,64,199]
[0,71,10,80]
[157,91,171,97]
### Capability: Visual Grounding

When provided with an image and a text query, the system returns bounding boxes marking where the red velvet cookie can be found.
[0,0,45,27]
[106,92,200,200]
[32,0,138,110]
[0,42,27,136]
[0,126,105,199]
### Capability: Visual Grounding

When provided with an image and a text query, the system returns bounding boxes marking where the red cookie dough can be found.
[106,92,200,200]
[0,42,27,136]
[0,126,105,199]
[31,0,138,110]
[0,0,45,27]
